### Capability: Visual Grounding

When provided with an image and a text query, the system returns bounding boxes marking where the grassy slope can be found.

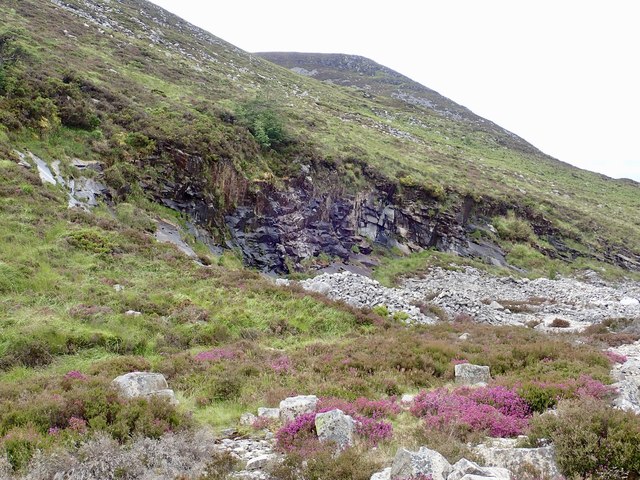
[0,0,639,262]
[0,148,626,475]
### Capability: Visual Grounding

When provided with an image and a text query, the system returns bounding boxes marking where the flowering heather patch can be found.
[251,416,275,431]
[194,348,237,362]
[604,350,628,364]
[411,386,530,438]
[63,370,88,381]
[317,396,401,419]
[574,375,615,399]
[275,413,319,453]
[270,355,294,374]
[354,416,393,446]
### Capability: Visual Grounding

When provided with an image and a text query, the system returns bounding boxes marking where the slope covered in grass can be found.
[0,0,639,269]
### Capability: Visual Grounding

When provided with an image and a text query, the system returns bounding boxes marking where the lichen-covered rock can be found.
[455,363,491,386]
[390,447,451,480]
[279,395,318,422]
[448,458,511,480]
[112,372,177,404]
[246,454,277,471]
[257,407,280,419]
[240,412,257,426]
[473,439,561,479]
[314,409,354,450]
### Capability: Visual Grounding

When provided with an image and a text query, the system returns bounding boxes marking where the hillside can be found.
[1,1,640,479]
[0,0,639,275]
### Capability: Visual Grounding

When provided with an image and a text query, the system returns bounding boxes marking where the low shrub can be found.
[529,398,640,479]
[550,318,571,328]
[494,212,534,242]
[270,446,381,480]
[317,396,401,419]
[517,375,615,413]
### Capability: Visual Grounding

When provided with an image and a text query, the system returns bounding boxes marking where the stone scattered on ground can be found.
[314,409,354,450]
[279,395,318,422]
[214,437,278,480]
[300,272,434,323]
[455,363,491,386]
[300,267,640,328]
[111,372,177,404]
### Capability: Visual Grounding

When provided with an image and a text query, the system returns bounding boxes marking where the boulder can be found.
[455,363,491,386]
[401,393,416,404]
[279,395,318,422]
[257,407,281,419]
[240,413,257,426]
[370,467,391,480]
[246,454,277,470]
[473,441,561,479]
[112,372,177,404]
[621,297,640,307]
[448,458,511,480]
[390,447,451,480]
[314,409,354,450]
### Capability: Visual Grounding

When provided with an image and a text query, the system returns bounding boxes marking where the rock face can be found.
[111,372,177,404]
[473,439,561,479]
[279,395,318,423]
[448,458,511,480]
[455,364,491,386]
[390,447,451,480]
[314,409,355,450]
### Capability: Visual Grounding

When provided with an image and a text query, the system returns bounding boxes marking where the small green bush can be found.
[1,426,41,472]
[115,203,155,232]
[494,212,534,242]
[65,229,115,254]
[529,398,640,478]
[239,101,288,149]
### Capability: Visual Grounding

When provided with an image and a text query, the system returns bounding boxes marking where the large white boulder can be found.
[390,447,451,480]
[112,372,177,404]
[314,409,354,450]
[279,395,318,422]
[473,440,561,479]
[455,364,491,386]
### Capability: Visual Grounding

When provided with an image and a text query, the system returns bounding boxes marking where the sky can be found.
[149,0,640,181]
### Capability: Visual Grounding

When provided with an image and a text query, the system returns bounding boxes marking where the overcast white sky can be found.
[149,0,639,181]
